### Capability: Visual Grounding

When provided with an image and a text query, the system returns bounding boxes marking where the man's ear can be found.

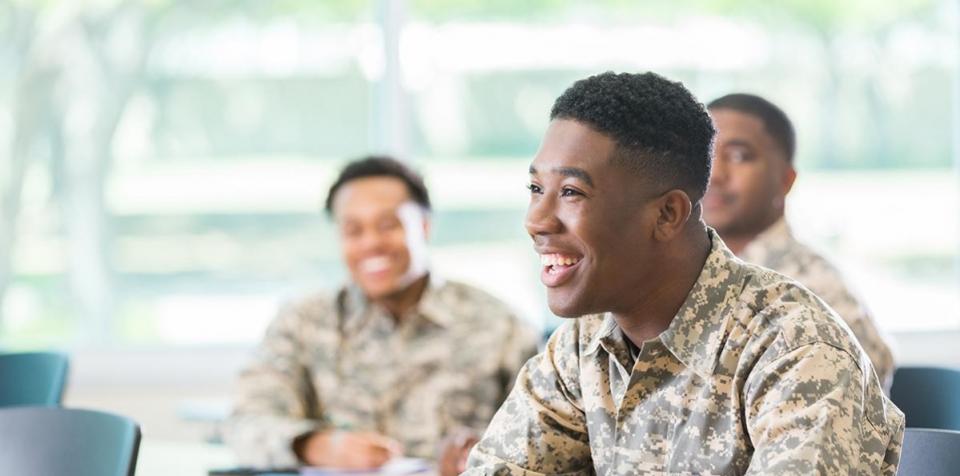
[782,165,797,196]
[654,189,693,242]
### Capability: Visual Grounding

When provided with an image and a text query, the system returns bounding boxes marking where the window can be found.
[1,0,956,348]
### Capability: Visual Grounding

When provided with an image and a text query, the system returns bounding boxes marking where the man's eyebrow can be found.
[528,165,594,187]
[555,166,594,187]
[723,138,753,148]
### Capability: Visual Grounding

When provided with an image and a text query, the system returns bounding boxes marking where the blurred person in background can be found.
[704,93,895,388]
[224,156,538,473]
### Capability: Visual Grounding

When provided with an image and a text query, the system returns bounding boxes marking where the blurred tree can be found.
[0,0,374,338]
[0,0,172,339]
[0,1,56,335]
[0,0,217,338]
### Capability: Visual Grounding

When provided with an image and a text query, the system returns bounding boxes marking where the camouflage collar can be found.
[658,229,745,379]
[340,274,454,330]
[741,216,794,262]
[582,314,624,361]
[415,275,455,328]
[584,229,745,379]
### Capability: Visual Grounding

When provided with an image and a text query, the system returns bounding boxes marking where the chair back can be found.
[898,428,960,476]
[0,406,141,476]
[891,366,960,430]
[0,351,69,406]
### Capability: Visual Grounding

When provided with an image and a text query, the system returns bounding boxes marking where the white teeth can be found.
[539,253,580,268]
[359,256,391,273]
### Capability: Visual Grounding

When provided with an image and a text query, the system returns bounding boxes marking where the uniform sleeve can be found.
[464,325,592,475]
[881,412,905,476]
[222,301,328,467]
[744,342,902,475]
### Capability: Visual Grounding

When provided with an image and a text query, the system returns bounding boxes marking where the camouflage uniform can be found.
[466,230,904,475]
[739,217,895,387]
[224,277,538,467]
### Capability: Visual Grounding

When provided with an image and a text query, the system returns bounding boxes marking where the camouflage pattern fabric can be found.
[740,217,895,388]
[465,229,904,475]
[224,277,539,467]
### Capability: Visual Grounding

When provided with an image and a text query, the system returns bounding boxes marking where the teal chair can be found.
[890,366,960,431]
[898,428,960,476]
[0,407,141,476]
[0,351,69,406]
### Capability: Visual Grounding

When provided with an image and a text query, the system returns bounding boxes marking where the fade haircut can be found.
[550,71,716,201]
[708,93,796,163]
[324,155,431,216]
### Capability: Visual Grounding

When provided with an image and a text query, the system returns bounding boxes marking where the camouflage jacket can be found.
[223,277,538,467]
[740,217,895,387]
[466,230,904,475]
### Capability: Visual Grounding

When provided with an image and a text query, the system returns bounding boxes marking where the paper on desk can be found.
[299,457,430,475]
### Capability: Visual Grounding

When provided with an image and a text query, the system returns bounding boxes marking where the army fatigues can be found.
[466,230,904,475]
[224,277,538,467]
[740,217,895,387]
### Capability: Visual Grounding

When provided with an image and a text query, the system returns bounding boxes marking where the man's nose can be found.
[525,196,562,237]
[358,228,389,252]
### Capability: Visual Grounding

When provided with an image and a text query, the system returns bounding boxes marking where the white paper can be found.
[299,457,431,476]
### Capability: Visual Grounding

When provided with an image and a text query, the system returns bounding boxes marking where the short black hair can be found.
[550,71,715,201]
[324,155,431,215]
[708,93,796,163]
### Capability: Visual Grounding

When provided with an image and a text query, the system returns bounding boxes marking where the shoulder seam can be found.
[747,341,885,432]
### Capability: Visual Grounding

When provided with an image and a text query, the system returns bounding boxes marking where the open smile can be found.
[358,255,394,279]
[539,252,583,287]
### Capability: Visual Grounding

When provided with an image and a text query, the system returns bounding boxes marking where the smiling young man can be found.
[464,73,903,475]
[224,156,537,473]
[704,93,894,388]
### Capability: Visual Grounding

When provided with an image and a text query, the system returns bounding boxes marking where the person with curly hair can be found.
[464,72,903,475]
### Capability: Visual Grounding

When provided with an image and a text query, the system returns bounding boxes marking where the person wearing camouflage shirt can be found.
[465,72,903,475]
[704,93,894,387]
[224,156,537,472]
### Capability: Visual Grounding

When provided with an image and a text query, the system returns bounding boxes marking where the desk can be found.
[136,439,235,476]
[210,469,436,476]
[136,440,437,476]
[209,462,437,476]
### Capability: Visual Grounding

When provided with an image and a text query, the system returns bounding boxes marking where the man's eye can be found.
[527,183,543,194]
[378,219,401,231]
[560,187,582,197]
[729,149,751,163]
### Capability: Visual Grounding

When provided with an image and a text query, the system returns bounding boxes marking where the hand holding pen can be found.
[295,429,404,469]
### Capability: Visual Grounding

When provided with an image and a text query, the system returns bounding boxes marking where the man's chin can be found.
[359,282,403,300]
[547,294,589,318]
[703,216,734,235]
